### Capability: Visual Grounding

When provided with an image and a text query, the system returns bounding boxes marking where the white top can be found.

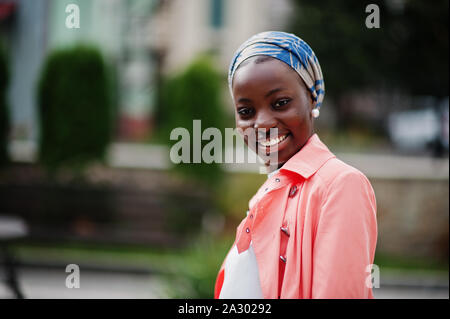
[218,242,263,299]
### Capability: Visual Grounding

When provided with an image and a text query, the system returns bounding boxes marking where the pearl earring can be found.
[311,108,320,118]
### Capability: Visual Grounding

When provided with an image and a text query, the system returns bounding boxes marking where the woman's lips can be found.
[257,133,291,154]
[258,133,289,147]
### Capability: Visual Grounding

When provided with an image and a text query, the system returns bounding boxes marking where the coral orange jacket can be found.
[215,134,378,299]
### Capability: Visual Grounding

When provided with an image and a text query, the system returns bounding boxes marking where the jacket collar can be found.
[280,133,335,179]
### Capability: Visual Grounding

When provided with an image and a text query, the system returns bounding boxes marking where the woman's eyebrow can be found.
[265,87,284,98]
[236,87,285,104]
[237,97,252,104]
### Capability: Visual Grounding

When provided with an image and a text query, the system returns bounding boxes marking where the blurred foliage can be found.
[374,251,449,272]
[289,0,449,129]
[216,172,266,221]
[0,39,9,166]
[155,56,228,186]
[289,0,448,97]
[37,45,116,173]
[162,234,234,298]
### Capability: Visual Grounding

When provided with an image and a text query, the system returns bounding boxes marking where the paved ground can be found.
[0,267,170,299]
[373,286,448,299]
[0,267,447,299]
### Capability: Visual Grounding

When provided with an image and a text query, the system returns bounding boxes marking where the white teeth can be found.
[260,134,288,147]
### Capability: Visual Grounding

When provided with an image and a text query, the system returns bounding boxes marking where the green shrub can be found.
[0,41,9,166]
[157,56,229,186]
[37,45,114,172]
[162,234,234,298]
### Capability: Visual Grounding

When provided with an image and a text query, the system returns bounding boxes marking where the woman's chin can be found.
[259,152,289,169]
[247,140,294,169]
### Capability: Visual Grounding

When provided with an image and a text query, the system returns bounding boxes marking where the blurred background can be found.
[0,0,448,299]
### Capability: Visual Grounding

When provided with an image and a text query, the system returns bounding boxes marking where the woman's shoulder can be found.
[313,156,372,191]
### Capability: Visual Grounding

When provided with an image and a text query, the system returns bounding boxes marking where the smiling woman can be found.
[232,57,314,167]
[215,31,378,299]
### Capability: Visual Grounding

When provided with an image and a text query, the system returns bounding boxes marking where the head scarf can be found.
[228,31,325,110]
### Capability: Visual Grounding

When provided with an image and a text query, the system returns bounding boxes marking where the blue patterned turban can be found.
[228,31,325,109]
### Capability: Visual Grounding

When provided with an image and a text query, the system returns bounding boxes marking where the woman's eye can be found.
[273,98,291,109]
[237,107,253,116]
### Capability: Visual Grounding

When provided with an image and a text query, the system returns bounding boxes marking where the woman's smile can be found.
[257,132,292,155]
[258,132,290,147]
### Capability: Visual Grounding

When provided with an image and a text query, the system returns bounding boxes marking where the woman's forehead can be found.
[232,58,305,93]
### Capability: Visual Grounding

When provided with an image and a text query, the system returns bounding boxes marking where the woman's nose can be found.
[253,110,277,135]
[254,108,277,128]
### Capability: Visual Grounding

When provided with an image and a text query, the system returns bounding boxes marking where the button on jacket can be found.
[214,134,378,299]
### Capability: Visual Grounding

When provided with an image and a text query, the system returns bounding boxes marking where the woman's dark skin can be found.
[232,56,315,168]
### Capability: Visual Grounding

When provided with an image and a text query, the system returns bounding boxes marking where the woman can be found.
[214,31,377,299]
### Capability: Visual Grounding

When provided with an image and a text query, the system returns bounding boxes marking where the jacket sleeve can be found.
[311,170,377,299]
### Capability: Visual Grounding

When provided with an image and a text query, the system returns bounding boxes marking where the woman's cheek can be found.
[243,131,258,152]
[235,121,254,148]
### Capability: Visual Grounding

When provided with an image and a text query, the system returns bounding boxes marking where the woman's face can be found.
[232,57,315,167]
